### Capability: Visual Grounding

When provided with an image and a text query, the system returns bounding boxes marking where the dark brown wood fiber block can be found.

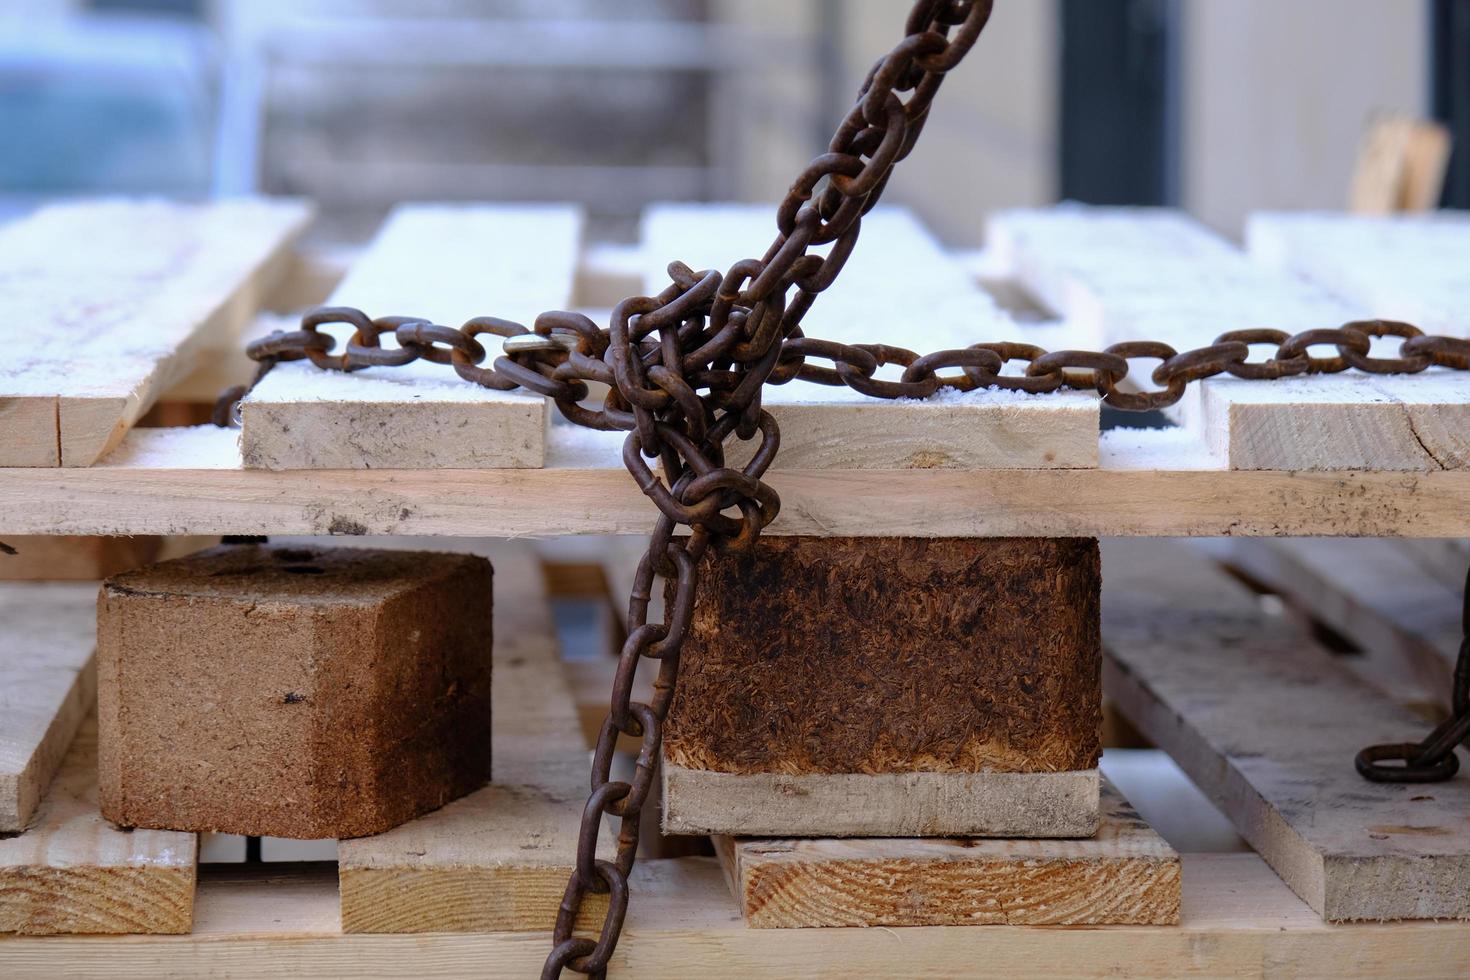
[97,543,493,840]
[664,536,1101,777]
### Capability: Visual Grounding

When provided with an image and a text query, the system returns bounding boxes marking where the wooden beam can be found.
[642,205,1099,471]
[4,854,1470,977]
[0,199,310,466]
[713,778,1178,928]
[2,425,1470,538]
[240,205,580,470]
[0,718,197,935]
[336,543,610,933]
[1102,539,1470,921]
[0,583,98,831]
[988,206,1470,471]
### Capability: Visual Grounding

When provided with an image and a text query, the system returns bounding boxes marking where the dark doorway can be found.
[1059,0,1179,205]
[1433,0,1470,207]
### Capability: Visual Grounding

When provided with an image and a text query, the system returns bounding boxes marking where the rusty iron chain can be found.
[1357,563,1470,783]
[206,1,1470,974]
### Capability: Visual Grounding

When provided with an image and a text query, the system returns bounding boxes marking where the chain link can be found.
[208,2,1470,974]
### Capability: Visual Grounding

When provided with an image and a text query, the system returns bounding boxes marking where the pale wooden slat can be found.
[641,204,1098,470]
[3,424,1470,538]
[714,778,1177,928]
[1102,539,1470,922]
[0,718,197,935]
[336,542,610,933]
[6,854,1470,977]
[240,205,581,470]
[1200,538,1463,708]
[0,583,98,831]
[0,199,311,467]
[988,206,1470,471]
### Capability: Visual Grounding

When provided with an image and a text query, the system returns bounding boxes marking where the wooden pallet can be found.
[0,201,1467,540]
[4,537,1470,975]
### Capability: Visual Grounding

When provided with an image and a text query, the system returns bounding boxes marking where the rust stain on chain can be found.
[206,1,1470,975]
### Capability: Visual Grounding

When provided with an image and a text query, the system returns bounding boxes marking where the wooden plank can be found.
[0,199,310,467]
[1349,115,1453,214]
[3,424,1470,538]
[713,778,1177,928]
[642,205,1098,470]
[240,205,581,470]
[0,583,98,831]
[1102,539,1470,921]
[336,542,609,933]
[6,854,1470,977]
[1201,538,1463,708]
[1247,210,1470,341]
[0,718,197,935]
[0,537,162,581]
[988,206,1470,471]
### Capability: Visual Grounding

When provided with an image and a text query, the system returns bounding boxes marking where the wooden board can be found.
[4,853,1470,977]
[664,764,1099,838]
[0,199,310,467]
[2,424,1470,538]
[0,583,99,831]
[641,205,1099,470]
[335,542,610,933]
[988,206,1470,471]
[1247,210,1470,341]
[0,718,197,935]
[240,205,581,470]
[1201,538,1464,707]
[713,778,1177,928]
[1102,539,1470,921]
[1349,114,1453,214]
[0,537,162,581]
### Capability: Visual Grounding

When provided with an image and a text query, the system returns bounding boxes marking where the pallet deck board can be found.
[240,205,581,470]
[335,542,611,933]
[0,583,100,831]
[1102,539,1470,921]
[641,204,1099,470]
[3,854,1470,977]
[713,778,1178,928]
[0,199,310,467]
[987,206,1470,472]
[0,719,197,935]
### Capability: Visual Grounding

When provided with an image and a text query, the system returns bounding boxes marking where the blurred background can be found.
[1,0,1466,246]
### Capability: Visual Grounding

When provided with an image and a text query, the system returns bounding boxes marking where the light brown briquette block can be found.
[97,543,493,840]
[663,536,1102,837]
[714,778,1179,928]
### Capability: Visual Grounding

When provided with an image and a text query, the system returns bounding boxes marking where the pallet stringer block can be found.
[713,777,1179,928]
[1102,539,1470,922]
[641,204,1099,471]
[241,204,582,470]
[335,542,611,933]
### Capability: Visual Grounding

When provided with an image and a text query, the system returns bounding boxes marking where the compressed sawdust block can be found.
[663,536,1101,837]
[0,535,164,580]
[98,543,493,840]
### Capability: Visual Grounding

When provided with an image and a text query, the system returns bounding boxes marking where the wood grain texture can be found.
[336,543,610,933]
[6,854,1470,977]
[989,206,1470,471]
[240,205,579,470]
[714,778,1177,927]
[664,536,1100,776]
[0,198,310,466]
[0,583,99,831]
[1202,537,1464,708]
[642,204,1099,471]
[1102,539,1470,921]
[664,764,1099,838]
[0,719,196,935]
